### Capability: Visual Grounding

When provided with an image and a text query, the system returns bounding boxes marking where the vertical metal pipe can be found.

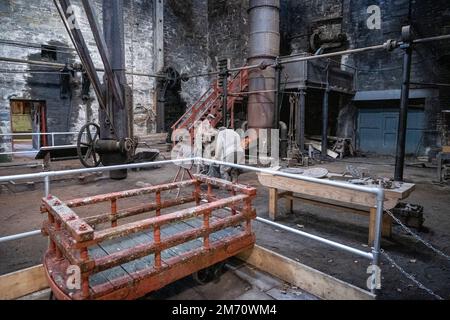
[44,176,50,197]
[274,63,282,128]
[394,44,413,181]
[298,90,306,151]
[371,188,385,293]
[247,0,280,131]
[322,89,330,159]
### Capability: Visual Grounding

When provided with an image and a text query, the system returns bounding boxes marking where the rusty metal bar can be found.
[194,181,201,206]
[203,210,211,249]
[42,221,84,266]
[42,196,94,242]
[80,247,90,298]
[231,189,237,216]
[155,191,161,217]
[84,196,195,226]
[88,194,248,246]
[67,179,196,208]
[91,210,251,274]
[111,199,118,228]
[194,174,256,195]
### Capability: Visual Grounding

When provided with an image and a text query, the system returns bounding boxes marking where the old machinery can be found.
[76,122,134,168]
[55,0,135,179]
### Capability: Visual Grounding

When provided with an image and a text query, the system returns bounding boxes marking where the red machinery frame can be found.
[40,175,257,300]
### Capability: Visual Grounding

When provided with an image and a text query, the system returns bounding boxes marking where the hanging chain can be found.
[378,209,450,300]
[385,209,450,261]
[380,249,444,300]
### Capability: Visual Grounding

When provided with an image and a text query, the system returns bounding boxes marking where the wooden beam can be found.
[269,187,278,220]
[0,265,48,300]
[237,245,375,300]
[259,174,377,208]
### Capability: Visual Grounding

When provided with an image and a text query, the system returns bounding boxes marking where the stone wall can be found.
[164,0,210,108]
[1,0,449,159]
[207,0,249,69]
[0,0,155,158]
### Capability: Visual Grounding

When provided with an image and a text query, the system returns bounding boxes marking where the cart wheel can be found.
[192,268,213,285]
[211,262,225,283]
[77,123,101,168]
[192,262,225,285]
[49,291,56,300]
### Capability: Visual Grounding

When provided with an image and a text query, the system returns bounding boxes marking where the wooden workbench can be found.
[257,173,416,245]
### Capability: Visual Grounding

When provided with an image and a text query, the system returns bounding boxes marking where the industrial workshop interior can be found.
[0,0,450,308]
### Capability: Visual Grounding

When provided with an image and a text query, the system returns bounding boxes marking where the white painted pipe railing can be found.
[0,132,80,156]
[0,157,384,293]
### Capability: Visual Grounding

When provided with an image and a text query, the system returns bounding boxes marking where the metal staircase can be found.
[171,69,249,136]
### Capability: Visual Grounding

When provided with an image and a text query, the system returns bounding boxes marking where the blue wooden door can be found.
[357,108,425,155]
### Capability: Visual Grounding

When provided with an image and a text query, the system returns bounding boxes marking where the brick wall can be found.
[0,0,155,158]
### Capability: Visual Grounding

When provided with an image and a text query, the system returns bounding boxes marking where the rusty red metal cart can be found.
[40,175,257,300]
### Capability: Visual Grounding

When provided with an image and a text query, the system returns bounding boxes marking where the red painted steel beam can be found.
[92,209,254,273]
[42,221,88,268]
[42,196,94,242]
[75,194,249,248]
[194,174,257,195]
[66,179,196,208]
[84,195,196,225]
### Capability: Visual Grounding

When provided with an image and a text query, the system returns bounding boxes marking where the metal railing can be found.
[0,157,384,293]
[0,132,79,156]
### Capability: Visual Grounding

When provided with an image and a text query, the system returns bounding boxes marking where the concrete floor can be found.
[1,156,449,300]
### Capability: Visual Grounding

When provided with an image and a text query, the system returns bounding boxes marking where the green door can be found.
[357,108,425,155]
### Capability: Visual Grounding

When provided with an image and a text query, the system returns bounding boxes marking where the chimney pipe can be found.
[247,0,280,130]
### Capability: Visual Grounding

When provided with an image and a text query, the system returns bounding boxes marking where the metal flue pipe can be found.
[247,0,280,130]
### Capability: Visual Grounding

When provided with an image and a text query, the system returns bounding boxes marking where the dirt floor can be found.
[1,155,449,300]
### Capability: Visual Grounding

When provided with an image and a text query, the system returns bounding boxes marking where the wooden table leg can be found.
[369,208,393,245]
[285,192,294,214]
[43,152,50,169]
[369,207,376,246]
[382,213,392,238]
[269,188,278,221]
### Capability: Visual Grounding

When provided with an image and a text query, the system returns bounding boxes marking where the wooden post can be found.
[285,192,294,214]
[370,208,392,245]
[269,187,278,221]
[382,213,392,238]
[368,207,376,246]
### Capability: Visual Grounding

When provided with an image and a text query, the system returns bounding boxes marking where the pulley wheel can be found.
[77,123,101,168]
